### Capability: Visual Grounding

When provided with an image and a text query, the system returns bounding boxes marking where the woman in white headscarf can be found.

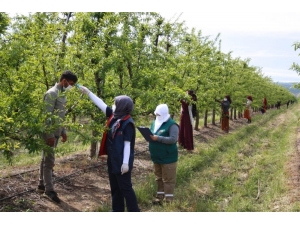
[149,104,179,203]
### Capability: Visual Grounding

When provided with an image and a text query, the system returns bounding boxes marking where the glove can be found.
[121,163,129,175]
[79,86,91,95]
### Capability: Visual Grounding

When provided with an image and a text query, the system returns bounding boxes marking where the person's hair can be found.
[188,90,197,101]
[247,95,253,101]
[59,70,78,83]
[225,95,232,104]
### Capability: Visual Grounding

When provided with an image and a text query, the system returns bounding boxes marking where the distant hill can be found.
[277,82,300,97]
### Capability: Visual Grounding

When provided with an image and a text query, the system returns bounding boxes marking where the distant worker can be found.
[263,97,267,113]
[276,100,281,109]
[215,95,231,133]
[260,97,267,114]
[178,90,195,152]
[244,95,253,123]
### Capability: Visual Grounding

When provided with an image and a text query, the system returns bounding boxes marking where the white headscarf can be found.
[153,104,170,133]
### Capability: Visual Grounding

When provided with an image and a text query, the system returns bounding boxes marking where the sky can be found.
[159,11,300,83]
[3,0,300,84]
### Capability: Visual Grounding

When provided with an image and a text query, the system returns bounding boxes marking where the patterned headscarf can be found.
[113,95,134,119]
[110,95,134,139]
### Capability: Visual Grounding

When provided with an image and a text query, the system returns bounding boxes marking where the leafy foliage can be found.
[0,12,295,161]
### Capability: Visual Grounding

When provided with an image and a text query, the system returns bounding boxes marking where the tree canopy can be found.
[0,12,296,161]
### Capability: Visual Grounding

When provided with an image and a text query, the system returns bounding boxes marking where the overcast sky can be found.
[4,0,300,83]
[159,11,300,83]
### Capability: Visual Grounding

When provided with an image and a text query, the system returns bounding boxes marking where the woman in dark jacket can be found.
[79,85,139,212]
[215,95,232,133]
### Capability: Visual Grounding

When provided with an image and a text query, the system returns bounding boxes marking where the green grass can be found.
[134,105,300,212]
[0,131,89,170]
[1,105,299,212]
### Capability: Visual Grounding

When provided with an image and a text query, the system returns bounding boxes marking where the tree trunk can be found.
[89,129,98,159]
[56,12,73,72]
[212,108,216,125]
[170,113,175,119]
[230,108,233,120]
[204,109,208,127]
[234,108,237,119]
[88,70,102,159]
[194,110,200,130]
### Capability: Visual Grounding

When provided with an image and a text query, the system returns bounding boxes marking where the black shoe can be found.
[37,185,45,194]
[44,191,61,203]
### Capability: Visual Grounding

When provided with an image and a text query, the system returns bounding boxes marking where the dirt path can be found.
[0,108,299,212]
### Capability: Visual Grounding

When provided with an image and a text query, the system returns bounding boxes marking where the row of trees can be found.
[291,41,300,88]
[0,12,296,160]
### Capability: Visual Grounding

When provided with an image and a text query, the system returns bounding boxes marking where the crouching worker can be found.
[79,85,140,212]
[149,104,179,203]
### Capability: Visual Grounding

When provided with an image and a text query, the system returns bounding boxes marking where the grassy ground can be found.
[1,105,299,212]
[132,105,300,212]
[0,132,89,171]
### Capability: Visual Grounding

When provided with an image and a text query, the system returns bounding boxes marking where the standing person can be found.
[244,95,253,123]
[37,70,78,204]
[178,90,195,152]
[215,95,231,133]
[263,97,267,113]
[287,100,290,109]
[79,85,140,212]
[276,100,281,109]
[149,104,179,203]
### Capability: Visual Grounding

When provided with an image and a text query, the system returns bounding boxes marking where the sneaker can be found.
[37,185,45,194]
[44,191,61,204]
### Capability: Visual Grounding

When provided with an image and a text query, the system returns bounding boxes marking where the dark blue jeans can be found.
[107,161,140,212]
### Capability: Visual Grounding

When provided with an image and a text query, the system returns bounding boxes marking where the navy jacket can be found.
[106,117,135,174]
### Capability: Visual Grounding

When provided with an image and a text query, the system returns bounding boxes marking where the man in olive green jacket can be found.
[37,70,77,204]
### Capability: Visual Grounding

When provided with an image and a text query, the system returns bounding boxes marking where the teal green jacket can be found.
[149,118,178,164]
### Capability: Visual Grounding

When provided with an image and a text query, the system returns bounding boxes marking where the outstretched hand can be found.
[79,86,91,95]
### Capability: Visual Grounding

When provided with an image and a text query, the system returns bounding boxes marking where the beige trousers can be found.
[154,162,177,201]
